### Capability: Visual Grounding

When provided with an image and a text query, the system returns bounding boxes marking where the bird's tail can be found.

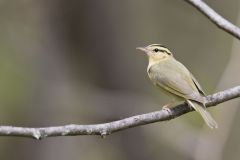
[187,100,218,129]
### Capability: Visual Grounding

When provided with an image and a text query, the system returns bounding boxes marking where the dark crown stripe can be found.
[149,44,167,48]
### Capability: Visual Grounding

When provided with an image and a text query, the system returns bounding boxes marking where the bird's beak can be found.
[136,47,148,53]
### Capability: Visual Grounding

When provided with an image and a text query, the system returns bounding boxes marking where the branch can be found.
[0,86,239,140]
[185,0,240,40]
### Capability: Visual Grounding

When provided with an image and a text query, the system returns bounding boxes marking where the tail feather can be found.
[187,100,218,129]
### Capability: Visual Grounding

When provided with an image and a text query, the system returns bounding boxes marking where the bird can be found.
[137,44,218,129]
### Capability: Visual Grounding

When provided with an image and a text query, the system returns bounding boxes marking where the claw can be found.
[162,104,172,114]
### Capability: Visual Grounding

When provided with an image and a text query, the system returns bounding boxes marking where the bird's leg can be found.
[162,98,176,110]
[162,103,173,114]
[162,99,184,114]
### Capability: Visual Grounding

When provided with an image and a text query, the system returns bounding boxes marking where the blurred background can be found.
[0,0,239,159]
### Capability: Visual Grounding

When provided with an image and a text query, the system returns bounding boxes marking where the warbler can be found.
[137,44,218,129]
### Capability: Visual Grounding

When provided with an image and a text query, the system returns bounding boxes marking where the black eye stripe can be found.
[153,48,171,55]
[165,51,171,55]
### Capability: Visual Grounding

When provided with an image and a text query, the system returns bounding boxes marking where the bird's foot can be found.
[162,104,172,115]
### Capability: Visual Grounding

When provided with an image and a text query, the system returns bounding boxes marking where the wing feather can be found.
[148,58,204,103]
[190,73,206,96]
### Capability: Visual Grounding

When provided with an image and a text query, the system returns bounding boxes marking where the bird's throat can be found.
[147,55,169,72]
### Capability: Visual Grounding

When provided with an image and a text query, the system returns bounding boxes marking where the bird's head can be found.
[137,44,173,62]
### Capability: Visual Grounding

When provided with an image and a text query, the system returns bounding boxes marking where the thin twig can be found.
[185,0,240,40]
[0,86,239,140]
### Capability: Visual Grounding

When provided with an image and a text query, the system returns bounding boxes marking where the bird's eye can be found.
[154,48,160,52]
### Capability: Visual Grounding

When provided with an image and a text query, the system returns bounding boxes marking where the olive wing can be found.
[190,73,206,96]
[150,60,203,103]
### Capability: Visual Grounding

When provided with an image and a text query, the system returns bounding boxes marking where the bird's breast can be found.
[147,62,164,85]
